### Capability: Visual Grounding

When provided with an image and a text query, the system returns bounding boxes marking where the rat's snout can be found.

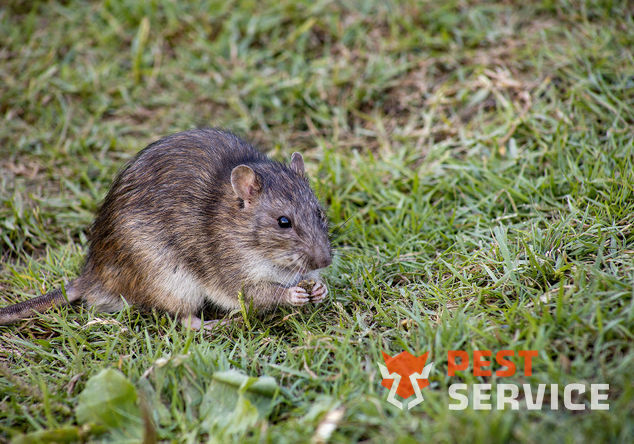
[310,246,332,270]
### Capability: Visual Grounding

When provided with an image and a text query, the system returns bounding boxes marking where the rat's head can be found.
[230,153,331,274]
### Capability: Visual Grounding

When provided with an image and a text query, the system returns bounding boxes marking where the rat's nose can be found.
[313,249,332,269]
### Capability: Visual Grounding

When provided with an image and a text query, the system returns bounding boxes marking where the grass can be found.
[1,0,633,442]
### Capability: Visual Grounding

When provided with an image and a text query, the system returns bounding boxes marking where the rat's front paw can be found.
[310,281,328,304]
[286,286,310,306]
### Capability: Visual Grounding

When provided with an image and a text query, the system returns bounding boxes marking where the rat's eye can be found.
[277,216,292,229]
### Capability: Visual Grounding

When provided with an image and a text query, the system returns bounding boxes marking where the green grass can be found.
[1,0,633,442]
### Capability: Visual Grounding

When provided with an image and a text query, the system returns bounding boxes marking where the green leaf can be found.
[200,370,279,435]
[75,369,142,442]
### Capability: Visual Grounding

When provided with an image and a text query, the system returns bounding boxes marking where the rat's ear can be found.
[231,165,261,206]
[290,152,305,176]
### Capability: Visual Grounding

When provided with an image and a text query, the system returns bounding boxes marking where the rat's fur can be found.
[0,129,331,325]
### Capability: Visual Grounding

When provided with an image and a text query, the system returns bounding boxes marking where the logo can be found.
[378,349,609,411]
[378,351,434,409]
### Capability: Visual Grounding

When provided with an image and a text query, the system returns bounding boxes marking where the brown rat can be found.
[0,129,332,329]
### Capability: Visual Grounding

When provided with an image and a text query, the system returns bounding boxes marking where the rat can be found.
[0,129,332,329]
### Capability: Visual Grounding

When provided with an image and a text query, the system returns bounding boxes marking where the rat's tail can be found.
[0,284,81,325]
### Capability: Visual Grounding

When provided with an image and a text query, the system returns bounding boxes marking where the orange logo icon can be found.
[379,351,433,409]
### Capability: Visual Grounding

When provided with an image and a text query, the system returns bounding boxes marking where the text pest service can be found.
[379,349,609,411]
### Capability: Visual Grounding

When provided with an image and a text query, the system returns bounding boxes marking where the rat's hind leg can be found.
[85,290,125,312]
[74,275,125,313]
[181,315,239,330]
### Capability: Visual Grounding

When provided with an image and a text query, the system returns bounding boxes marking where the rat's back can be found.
[105,129,266,209]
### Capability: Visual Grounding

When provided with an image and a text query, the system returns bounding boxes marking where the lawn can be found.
[1,0,632,442]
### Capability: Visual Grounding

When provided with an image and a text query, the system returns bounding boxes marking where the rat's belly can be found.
[152,264,208,313]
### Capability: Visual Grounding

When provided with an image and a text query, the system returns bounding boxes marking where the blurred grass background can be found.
[1,0,633,442]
